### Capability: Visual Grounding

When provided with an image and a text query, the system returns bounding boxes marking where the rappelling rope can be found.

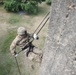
[33,12,50,34]
[15,57,22,75]
[36,16,49,35]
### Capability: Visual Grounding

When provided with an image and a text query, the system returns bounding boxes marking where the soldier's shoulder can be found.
[15,35,22,40]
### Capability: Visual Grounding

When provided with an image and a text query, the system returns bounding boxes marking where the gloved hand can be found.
[15,53,18,57]
[12,51,18,57]
[14,51,18,57]
[33,34,39,40]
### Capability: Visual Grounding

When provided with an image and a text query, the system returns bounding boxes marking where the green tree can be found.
[4,0,42,14]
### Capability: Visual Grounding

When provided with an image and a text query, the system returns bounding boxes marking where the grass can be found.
[0,57,17,75]
[0,30,20,75]
[8,14,22,25]
[1,30,16,53]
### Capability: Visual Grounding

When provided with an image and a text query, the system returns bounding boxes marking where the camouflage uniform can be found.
[10,27,42,63]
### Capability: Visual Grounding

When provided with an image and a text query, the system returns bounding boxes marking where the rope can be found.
[37,16,49,35]
[15,57,22,75]
[33,12,50,34]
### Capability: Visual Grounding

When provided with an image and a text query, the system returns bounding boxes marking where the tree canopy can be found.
[4,0,42,14]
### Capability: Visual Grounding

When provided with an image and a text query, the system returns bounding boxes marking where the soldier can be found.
[10,27,42,62]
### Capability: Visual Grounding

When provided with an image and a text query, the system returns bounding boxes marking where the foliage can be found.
[4,0,21,12]
[42,0,45,1]
[31,0,42,3]
[4,0,42,14]
[21,1,38,14]
[46,0,51,5]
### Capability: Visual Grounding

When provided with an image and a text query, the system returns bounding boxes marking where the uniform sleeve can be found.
[10,36,20,56]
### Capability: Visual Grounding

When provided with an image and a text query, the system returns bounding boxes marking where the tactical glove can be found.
[12,51,18,57]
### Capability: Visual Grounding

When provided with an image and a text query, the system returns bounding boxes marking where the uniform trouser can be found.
[22,42,43,63]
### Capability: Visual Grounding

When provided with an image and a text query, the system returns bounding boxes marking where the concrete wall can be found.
[40,0,76,75]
